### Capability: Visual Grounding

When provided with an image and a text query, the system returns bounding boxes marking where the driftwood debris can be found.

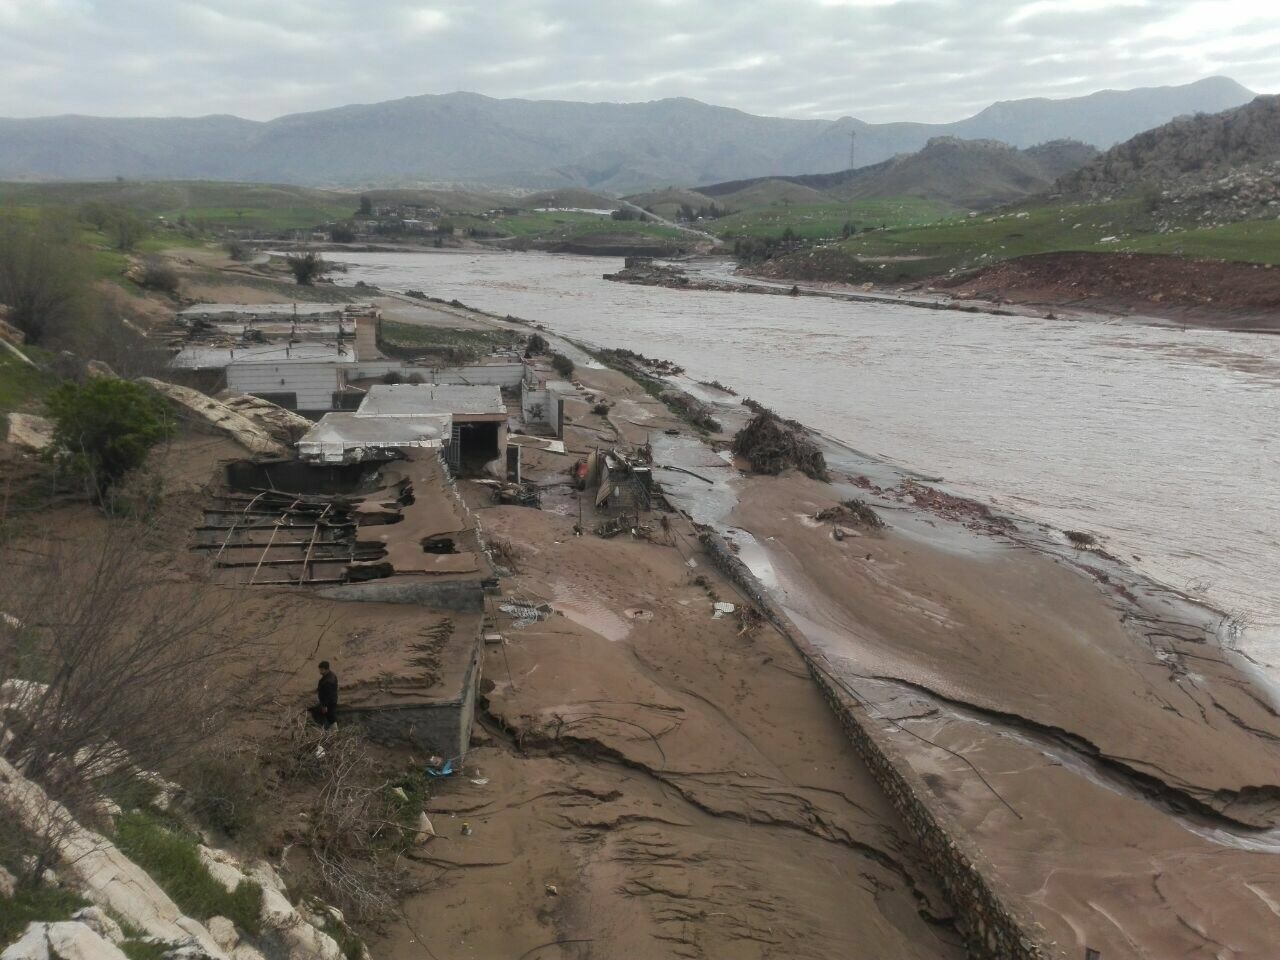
[732,408,828,481]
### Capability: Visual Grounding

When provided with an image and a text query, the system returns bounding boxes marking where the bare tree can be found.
[0,521,280,874]
[0,214,91,344]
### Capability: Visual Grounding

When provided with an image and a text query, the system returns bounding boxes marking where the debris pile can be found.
[814,498,885,530]
[732,408,828,481]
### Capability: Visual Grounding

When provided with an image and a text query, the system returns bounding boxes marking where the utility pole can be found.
[848,129,857,171]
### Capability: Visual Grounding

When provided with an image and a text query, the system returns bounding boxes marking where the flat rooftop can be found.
[298,412,451,461]
[172,341,356,369]
[178,302,374,320]
[357,384,506,418]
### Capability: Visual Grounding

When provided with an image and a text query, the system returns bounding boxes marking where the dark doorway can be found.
[452,421,501,475]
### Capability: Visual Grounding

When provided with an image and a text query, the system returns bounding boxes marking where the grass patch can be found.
[377,321,520,362]
[712,197,956,240]
[120,940,171,960]
[0,885,88,944]
[0,347,58,415]
[319,915,365,960]
[781,197,1280,283]
[113,812,262,936]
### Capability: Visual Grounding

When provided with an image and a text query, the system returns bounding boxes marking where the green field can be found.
[828,199,1280,278]
[710,198,956,240]
[771,198,1280,281]
[378,320,521,361]
[0,181,358,233]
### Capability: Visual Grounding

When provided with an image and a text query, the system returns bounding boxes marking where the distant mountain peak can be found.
[0,76,1256,193]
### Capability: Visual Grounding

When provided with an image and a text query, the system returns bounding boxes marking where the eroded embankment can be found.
[696,530,1054,960]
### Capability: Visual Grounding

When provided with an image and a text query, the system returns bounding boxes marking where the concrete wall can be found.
[343,634,484,761]
[345,362,526,389]
[316,579,485,610]
[698,531,1055,960]
[226,362,341,411]
[521,384,563,436]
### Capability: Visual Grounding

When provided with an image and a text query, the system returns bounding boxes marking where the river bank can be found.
[331,248,1280,660]
[327,265,1280,956]
[744,248,1280,334]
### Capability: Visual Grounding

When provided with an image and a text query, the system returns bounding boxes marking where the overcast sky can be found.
[0,0,1275,122]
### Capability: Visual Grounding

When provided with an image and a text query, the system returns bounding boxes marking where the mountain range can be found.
[0,77,1257,194]
[696,138,1101,210]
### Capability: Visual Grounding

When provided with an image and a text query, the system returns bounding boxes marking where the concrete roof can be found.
[297,412,451,461]
[178,302,373,320]
[171,341,355,369]
[357,384,505,418]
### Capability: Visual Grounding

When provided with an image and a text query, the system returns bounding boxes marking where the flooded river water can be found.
[335,249,1280,664]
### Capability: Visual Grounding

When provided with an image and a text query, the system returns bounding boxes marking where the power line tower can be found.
[848,130,857,171]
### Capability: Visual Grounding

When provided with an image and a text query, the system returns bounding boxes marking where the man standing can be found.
[310,660,339,729]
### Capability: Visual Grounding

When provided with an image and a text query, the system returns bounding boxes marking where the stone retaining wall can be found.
[698,531,1057,960]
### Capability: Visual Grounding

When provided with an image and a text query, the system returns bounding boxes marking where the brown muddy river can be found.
[334,249,1280,667]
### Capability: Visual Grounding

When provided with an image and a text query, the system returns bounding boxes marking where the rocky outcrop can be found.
[137,379,288,458]
[4,414,54,454]
[198,848,343,960]
[1058,94,1280,219]
[0,754,227,957]
[218,395,313,445]
[1,922,128,960]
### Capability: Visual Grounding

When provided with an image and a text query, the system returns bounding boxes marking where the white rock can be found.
[205,917,239,951]
[5,413,54,453]
[413,812,435,843]
[1,921,129,960]
[0,864,15,897]
[197,847,341,960]
[71,907,125,944]
[136,379,288,458]
[0,754,227,959]
[230,947,267,960]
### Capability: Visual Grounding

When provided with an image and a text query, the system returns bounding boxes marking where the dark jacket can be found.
[317,670,339,715]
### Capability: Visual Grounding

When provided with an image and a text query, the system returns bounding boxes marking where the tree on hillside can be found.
[0,215,91,344]
[109,210,146,252]
[358,195,373,216]
[45,378,172,502]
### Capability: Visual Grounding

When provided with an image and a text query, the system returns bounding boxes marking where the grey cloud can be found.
[0,0,1274,121]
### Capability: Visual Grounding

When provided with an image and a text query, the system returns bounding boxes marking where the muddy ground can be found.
[384,373,964,960]
[934,251,1280,333]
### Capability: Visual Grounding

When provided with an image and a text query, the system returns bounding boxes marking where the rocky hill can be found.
[701,137,1100,210]
[1057,95,1280,226]
[0,78,1254,193]
[1059,95,1280,194]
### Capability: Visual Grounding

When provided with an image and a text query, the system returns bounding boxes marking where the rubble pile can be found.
[732,408,828,481]
[813,498,885,530]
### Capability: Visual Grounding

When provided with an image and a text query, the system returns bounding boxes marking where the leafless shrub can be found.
[138,257,180,295]
[488,536,522,572]
[0,522,279,874]
[269,717,411,922]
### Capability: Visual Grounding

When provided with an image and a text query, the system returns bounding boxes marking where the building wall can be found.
[341,634,483,761]
[345,362,526,389]
[520,385,563,436]
[226,362,342,411]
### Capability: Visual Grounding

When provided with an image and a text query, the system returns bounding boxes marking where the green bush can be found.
[550,352,575,378]
[114,812,262,936]
[45,378,172,501]
[0,885,88,944]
